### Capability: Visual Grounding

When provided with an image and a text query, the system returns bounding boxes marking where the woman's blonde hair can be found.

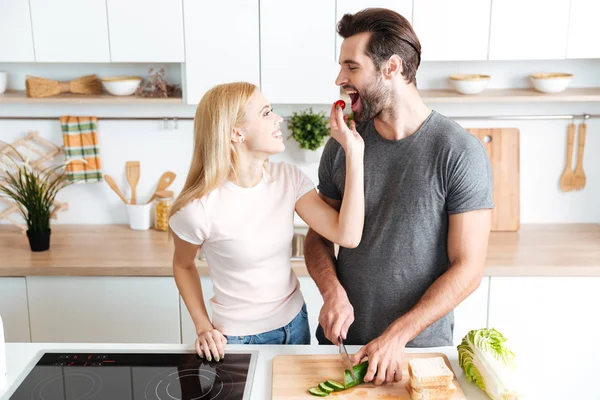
[170,82,257,217]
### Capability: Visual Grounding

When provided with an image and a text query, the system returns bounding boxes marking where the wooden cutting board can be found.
[272,353,466,399]
[466,128,520,231]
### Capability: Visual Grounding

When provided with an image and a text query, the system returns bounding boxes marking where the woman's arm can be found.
[172,231,226,361]
[295,104,364,248]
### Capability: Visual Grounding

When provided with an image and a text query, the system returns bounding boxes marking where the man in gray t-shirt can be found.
[305,8,494,386]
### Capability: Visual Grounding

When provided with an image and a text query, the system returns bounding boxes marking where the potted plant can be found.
[287,108,330,163]
[0,144,80,252]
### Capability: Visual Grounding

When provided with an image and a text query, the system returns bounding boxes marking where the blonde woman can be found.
[169,82,364,362]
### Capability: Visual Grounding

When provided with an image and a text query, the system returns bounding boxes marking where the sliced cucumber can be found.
[344,361,369,389]
[318,382,334,393]
[308,387,329,397]
[325,380,345,391]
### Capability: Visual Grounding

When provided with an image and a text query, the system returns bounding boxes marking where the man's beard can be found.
[353,75,391,125]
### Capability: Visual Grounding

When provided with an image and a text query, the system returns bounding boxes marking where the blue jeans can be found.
[224,303,311,345]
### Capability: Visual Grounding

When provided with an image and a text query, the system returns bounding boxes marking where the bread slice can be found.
[406,382,456,400]
[408,357,454,389]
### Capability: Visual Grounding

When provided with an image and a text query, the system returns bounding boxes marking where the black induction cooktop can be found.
[4,351,257,400]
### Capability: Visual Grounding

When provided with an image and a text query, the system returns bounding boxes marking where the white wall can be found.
[1,59,599,225]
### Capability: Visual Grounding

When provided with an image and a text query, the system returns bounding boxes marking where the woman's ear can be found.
[231,128,245,144]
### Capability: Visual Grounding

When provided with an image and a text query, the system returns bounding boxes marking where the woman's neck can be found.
[230,152,266,188]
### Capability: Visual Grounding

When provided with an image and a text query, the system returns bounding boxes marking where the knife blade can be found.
[338,336,355,380]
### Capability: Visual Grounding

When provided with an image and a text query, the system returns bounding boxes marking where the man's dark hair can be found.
[338,8,421,84]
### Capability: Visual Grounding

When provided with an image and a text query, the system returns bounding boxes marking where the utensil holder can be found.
[126,203,152,230]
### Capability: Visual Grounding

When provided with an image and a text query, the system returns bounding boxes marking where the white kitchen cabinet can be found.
[488,0,571,60]
[488,277,600,400]
[299,276,324,345]
[335,0,413,62]
[27,277,180,343]
[452,277,489,346]
[106,0,184,62]
[413,0,491,61]
[566,0,600,59]
[183,0,260,105]
[29,0,110,62]
[0,0,35,62]
[180,276,214,344]
[260,0,338,104]
[0,278,30,342]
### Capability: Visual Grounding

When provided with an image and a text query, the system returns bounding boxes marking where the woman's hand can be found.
[195,328,227,362]
[329,102,364,155]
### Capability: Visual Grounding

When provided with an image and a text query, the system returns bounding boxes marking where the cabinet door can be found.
[183,0,260,104]
[0,278,30,342]
[106,0,184,62]
[0,0,35,62]
[566,0,600,59]
[260,0,338,104]
[413,0,491,61]
[298,276,324,345]
[29,0,110,62]
[488,277,600,400]
[27,277,181,343]
[180,276,214,344]
[488,0,570,60]
[453,277,489,346]
[335,0,413,62]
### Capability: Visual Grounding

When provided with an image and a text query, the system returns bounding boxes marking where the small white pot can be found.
[0,72,7,95]
[449,74,490,94]
[101,76,142,96]
[299,146,324,164]
[126,203,152,230]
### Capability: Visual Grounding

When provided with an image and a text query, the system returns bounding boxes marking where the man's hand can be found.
[351,330,406,385]
[319,288,354,345]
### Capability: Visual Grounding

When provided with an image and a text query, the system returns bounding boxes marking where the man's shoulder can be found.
[426,111,484,151]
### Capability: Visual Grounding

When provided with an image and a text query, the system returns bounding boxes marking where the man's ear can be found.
[231,128,245,143]
[383,55,403,79]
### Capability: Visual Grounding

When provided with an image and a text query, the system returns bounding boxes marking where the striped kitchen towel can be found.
[60,116,103,183]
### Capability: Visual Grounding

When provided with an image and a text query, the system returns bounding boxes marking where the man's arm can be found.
[352,208,492,384]
[304,193,354,345]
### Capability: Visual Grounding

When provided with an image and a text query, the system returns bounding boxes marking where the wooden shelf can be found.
[340,87,600,104]
[0,223,599,277]
[0,90,183,104]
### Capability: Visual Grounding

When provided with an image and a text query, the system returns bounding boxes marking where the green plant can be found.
[0,144,80,232]
[287,108,330,151]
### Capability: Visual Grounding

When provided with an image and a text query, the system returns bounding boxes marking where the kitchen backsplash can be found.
[1,60,599,225]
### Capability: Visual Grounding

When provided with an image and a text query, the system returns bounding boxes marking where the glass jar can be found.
[154,190,173,231]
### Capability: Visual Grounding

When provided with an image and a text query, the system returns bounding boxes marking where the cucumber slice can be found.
[344,361,369,389]
[308,387,329,397]
[325,380,345,391]
[318,382,334,393]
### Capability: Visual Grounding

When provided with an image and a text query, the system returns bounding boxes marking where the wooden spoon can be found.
[559,123,576,192]
[573,123,587,190]
[126,161,140,204]
[104,175,128,204]
[147,171,176,203]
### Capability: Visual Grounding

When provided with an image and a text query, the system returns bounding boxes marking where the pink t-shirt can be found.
[169,162,315,336]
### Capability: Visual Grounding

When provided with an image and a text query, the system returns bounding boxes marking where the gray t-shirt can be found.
[315,110,494,347]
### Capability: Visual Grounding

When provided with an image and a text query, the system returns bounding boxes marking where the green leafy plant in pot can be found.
[0,144,80,252]
[287,108,330,162]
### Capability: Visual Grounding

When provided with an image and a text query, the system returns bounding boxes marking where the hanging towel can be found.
[60,116,103,183]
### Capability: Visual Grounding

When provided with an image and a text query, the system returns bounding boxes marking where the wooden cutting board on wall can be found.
[272,353,466,399]
[466,128,520,231]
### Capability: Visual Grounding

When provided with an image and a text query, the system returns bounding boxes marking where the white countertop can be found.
[2,342,598,399]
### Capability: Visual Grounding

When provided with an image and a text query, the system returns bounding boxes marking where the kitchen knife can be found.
[339,336,355,380]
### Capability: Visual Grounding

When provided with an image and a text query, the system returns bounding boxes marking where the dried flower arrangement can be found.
[134,68,182,98]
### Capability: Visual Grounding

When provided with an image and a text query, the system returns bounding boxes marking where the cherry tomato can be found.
[334,100,346,110]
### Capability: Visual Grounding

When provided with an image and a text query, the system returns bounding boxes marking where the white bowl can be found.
[530,72,572,93]
[101,76,142,96]
[449,74,490,94]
